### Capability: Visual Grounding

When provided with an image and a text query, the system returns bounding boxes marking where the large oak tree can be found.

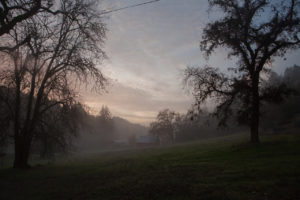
[0,0,107,168]
[185,0,300,143]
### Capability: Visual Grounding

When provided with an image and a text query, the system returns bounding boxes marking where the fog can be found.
[70,64,300,155]
[1,1,300,199]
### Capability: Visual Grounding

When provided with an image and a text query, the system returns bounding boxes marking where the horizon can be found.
[81,0,300,126]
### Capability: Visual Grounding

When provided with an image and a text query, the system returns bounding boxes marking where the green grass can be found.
[1,134,300,200]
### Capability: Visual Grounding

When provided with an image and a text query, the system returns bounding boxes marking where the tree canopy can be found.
[0,0,107,168]
[185,0,300,143]
[149,109,180,144]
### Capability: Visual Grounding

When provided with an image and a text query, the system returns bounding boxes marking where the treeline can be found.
[0,87,83,159]
[150,66,300,144]
[0,100,148,160]
[261,66,300,134]
[75,106,148,153]
[149,109,244,145]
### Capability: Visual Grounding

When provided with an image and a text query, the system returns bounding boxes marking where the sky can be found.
[81,0,300,126]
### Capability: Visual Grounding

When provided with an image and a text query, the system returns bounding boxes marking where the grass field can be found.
[1,134,300,200]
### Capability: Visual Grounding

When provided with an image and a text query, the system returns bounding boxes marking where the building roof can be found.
[136,136,156,144]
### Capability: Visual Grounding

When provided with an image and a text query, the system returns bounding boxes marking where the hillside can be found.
[1,134,300,200]
[113,116,149,140]
[75,116,148,153]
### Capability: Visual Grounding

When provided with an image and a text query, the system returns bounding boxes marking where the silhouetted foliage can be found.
[0,0,42,36]
[97,105,114,143]
[0,0,71,51]
[99,106,112,120]
[185,0,300,143]
[32,103,86,158]
[261,66,300,133]
[0,0,107,168]
[152,108,244,143]
[74,106,148,152]
[149,109,180,144]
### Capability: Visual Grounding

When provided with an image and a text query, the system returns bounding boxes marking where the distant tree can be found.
[185,0,300,144]
[261,66,300,133]
[149,109,179,144]
[284,65,300,88]
[99,106,113,122]
[97,106,114,141]
[0,0,107,168]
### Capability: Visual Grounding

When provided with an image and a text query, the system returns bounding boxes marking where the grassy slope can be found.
[1,134,300,200]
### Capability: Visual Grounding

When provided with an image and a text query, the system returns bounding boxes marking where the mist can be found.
[1,0,300,199]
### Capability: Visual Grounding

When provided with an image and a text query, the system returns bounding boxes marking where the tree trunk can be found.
[13,135,31,169]
[250,76,260,144]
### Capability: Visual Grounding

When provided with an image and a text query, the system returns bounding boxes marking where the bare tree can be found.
[185,0,300,143]
[0,0,66,51]
[0,0,107,168]
[1,0,43,36]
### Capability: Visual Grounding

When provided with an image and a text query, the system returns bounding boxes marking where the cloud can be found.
[82,81,192,125]
[90,0,300,125]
